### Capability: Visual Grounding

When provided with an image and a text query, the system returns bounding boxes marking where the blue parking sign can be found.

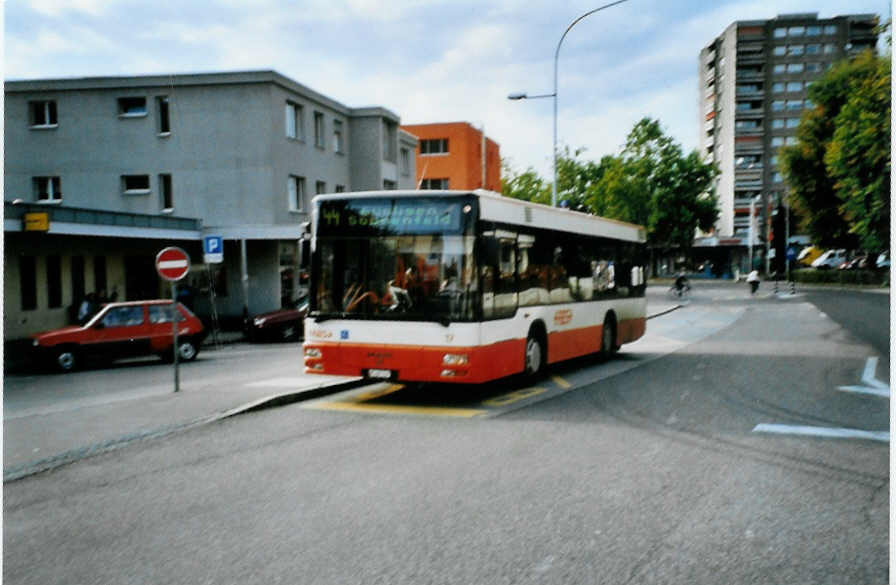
[203,235,223,263]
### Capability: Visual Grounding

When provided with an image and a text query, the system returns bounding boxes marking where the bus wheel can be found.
[524,333,545,379]
[600,316,617,358]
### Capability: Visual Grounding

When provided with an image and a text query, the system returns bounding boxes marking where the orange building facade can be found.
[400,122,501,192]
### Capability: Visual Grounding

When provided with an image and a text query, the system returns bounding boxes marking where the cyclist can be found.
[673,272,690,297]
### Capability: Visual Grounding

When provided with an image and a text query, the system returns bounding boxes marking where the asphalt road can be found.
[3,283,889,584]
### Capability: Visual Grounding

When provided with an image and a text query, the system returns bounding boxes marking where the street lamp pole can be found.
[509,0,630,207]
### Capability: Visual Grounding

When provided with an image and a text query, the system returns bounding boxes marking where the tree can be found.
[780,50,890,250]
[501,118,719,254]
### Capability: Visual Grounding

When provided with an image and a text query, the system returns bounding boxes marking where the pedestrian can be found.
[78,293,97,323]
[747,269,760,295]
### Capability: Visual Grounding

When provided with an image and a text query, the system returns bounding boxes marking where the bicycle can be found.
[667,280,691,299]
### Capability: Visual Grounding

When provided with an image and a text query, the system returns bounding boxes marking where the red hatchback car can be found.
[31,300,206,372]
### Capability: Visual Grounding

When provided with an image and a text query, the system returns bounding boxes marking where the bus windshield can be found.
[312,197,477,323]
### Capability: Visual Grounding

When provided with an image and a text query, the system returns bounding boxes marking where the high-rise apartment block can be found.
[698,13,877,255]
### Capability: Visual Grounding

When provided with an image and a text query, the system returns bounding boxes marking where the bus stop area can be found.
[4,293,681,481]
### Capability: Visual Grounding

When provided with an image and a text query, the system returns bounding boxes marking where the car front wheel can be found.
[54,347,78,373]
[176,339,199,361]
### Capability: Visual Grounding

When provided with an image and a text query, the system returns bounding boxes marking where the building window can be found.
[774,27,787,38]
[383,180,397,190]
[771,136,784,147]
[420,138,449,155]
[806,44,821,55]
[785,136,797,145]
[288,175,305,212]
[122,175,150,194]
[20,256,37,311]
[94,255,107,293]
[806,25,821,36]
[400,148,411,176]
[313,112,325,148]
[771,100,785,111]
[806,62,823,73]
[286,102,304,140]
[332,119,344,153]
[29,100,57,127]
[773,46,786,56]
[118,97,147,117]
[823,44,835,54]
[47,255,62,308]
[316,180,326,195]
[772,82,785,93]
[786,100,803,111]
[33,176,62,202]
[788,26,805,36]
[156,96,170,134]
[382,121,397,162]
[772,119,785,129]
[788,45,804,55]
[804,98,814,109]
[420,178,450,189]
[786,63,804,73]
[159,174,173,211]
[786,118,800,128]
[773,64,786,74]
[335,185,345,193]
[786,81,802,92]
[823,25,837,35]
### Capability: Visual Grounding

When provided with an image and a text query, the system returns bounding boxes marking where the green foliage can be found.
[780,50,890,250]
[792,268,888,286]
[501,118,719,252]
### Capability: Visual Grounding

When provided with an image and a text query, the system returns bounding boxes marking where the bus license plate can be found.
[368,369,392,379]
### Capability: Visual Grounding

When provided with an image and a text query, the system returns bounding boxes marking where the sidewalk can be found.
[5,303,682,481]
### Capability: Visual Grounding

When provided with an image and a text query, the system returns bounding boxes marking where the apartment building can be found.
[4,70,418,339]
[698,13,877,268]
[400,122,501,192]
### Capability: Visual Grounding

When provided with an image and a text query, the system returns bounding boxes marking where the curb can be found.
[3,377,367,483]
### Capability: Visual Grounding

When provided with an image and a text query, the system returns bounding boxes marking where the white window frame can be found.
[288,175,306,212]
[313,112,325,148]
[286,102,304,140]
[333,119,344,153]
[29,100,58,128]
[121,174,151,195]
[34,176,62,203]
[118,97,148,118]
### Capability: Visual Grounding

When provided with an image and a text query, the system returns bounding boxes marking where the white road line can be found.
[861,357,888,390]
[753,423,889,443]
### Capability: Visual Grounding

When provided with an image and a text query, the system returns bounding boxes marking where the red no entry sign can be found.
[156,247,191,282]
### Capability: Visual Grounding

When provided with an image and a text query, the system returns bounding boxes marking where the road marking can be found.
[753,423,889,443]
[306,401,485,418]
[838,356,889,397]
[552,376,571,389]
[482,387,547,407]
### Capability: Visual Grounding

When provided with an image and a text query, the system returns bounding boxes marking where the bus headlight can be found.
[442,353,468,366]
[304,347,322,358]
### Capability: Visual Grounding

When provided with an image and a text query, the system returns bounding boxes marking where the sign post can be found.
[156,247,191,393]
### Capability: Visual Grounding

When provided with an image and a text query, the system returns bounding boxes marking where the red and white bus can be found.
[303,190,647,383]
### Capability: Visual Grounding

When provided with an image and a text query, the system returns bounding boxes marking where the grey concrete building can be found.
[4,70,418,340]
[697,13,877,270]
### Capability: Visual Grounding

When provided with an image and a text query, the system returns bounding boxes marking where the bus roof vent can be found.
[524,206,533,223]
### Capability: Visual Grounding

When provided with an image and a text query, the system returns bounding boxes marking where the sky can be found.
[5,0,890,179]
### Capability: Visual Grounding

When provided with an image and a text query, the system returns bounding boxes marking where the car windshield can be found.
[311,196,477,323]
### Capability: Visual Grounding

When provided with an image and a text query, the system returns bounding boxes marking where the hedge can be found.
[791,268,889,286]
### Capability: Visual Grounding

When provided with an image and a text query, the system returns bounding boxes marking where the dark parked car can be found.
[31,300,206,372]
[247,298,308,342]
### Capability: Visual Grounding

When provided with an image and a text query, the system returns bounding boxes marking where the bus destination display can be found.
[318,198,467,235]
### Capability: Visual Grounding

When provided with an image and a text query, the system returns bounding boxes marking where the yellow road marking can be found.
[552,376,571,389]
[482,387,547,407]
[306,401,485,418]
[350,384,405,403]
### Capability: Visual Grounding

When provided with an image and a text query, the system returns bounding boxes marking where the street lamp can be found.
[508,0,631,207]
